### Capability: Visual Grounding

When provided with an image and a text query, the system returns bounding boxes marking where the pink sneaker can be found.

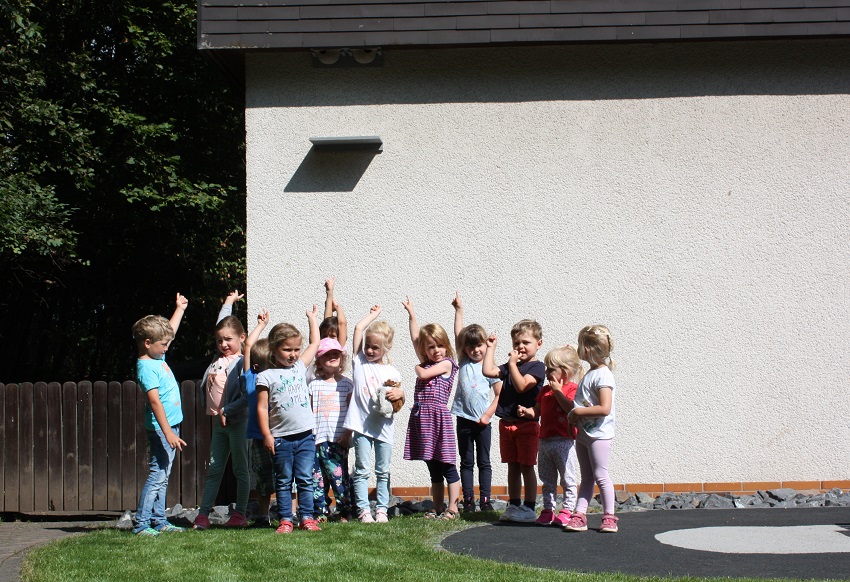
[275,520,294,534]
[192,513,210,530]
[535,509,554,525]
[299,518,321,531]
[551,509,572,527]
[563,512,588,532]
[224,511,248,528]
[599,513,619,533]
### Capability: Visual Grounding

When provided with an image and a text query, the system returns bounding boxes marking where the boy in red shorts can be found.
[483,320,545,523]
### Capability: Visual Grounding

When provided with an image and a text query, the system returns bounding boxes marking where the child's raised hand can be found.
[175,293,189,311]
[257,308,269,326]
[508,349,520,365]
[325,276,336,292]
[486,332,497,348]
[224,289,244,305]
[452,291,462,310]
[369,304,382,315]
[306,304,319,319]
[401,295,414,314]
[332,299,341,312]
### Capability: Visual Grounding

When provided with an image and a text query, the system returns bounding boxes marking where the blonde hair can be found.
[250,338,272,373]
[132,315,174,346]
[364,320,394,364]
[544,345,585,383]
[577,325,616,370]
[267,323,303,366]
[416,323,456,363]
[511,319,543,341]
[456,324,487,360]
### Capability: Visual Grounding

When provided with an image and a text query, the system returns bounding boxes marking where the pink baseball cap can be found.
[316,337,344,358]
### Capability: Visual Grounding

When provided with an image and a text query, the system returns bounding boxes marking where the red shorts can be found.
[499,419,540,466]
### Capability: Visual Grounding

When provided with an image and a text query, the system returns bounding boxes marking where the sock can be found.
[523,500,535,510]
[509,498,521,506]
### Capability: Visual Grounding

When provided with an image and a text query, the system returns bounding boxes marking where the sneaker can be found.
[535,509,554,526]
[251,516,271,528]
[563,512,588,532]
[551,509,572,527]
[275,520,294,534]
[499,504,520,522]
[299,518,321,531]
[192,513,210,530]
[375,509,389,523]
[315,513,328,524]
[461,498,476,513]
[514,505,537,523]
[600,513,619,533]
[480,498,494,512]
[136,527,160,537]
[224,511,248,528]
[359,509,375,523]
[156,523,185,533]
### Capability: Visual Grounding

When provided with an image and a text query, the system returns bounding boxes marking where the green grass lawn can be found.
[20,513,789,582]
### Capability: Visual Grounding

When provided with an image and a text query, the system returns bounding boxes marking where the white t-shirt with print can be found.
[257,361,314,437]
[343,352,401,444]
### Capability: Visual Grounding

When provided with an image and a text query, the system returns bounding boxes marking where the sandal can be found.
[437,509,459,521]
[423,510,438,519]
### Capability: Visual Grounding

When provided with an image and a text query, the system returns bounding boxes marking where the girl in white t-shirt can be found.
[310,337,354,521]
[564,325,619,534]
[343,305,404,523]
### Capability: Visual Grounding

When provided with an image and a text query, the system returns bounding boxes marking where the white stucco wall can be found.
[245,39,850,487]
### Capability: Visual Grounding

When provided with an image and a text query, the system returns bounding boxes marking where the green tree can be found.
[0,0,246,381]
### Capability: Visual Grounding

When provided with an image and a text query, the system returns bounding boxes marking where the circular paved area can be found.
[442,506,850,579]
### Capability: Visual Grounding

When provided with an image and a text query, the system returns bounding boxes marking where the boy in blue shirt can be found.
[131,293,189,536]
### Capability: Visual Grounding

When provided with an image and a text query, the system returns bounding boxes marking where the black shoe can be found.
[251,516,271,528]
[461,498,476,513]
[480,498,494,512]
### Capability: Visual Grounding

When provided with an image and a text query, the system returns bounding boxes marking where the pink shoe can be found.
[551,509,572,527]
[223,511,248,528]
[192,513,210,530]
[275,520,294,534]
[299,518,321,531]
[599,513,619,533]
[535,509,554,525]
[563,512,588,532]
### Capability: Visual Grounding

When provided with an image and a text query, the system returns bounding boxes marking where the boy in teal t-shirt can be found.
[131,293,189,536]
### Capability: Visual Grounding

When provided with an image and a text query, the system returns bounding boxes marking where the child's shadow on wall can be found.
[285,149,379,192]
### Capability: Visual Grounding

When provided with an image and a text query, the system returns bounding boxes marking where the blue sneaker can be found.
[156,524,185,533]
[136,527,160,537]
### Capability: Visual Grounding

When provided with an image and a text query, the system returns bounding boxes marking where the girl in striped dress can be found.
[402,297,461,520]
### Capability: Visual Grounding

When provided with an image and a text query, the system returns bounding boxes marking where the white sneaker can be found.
[375,509,388,523]
[499,504,520,522]
[514,505,537,523]
[359,509,375,523]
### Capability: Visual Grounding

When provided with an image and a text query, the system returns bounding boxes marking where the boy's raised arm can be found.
[452,292,463,342]
[169,293,189,337]
[353,305,382,356]
[244,308,269,372]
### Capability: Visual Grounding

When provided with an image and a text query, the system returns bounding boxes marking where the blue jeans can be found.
[352,432,392,512]
[134,426,179,533]
[273,430,315,522]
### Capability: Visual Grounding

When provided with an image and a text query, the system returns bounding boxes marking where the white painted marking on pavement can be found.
[655,525,850,554]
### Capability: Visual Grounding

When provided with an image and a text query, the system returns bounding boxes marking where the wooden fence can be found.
[0,380,226,513]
